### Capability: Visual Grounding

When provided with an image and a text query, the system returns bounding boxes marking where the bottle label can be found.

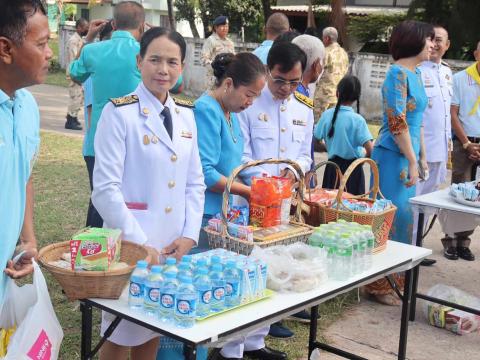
[225,282,239,297]
[176,299,197,315]
[129,281,144,298]
[147,287,160,302]
[199,290,212,304]
[368,238,375,248]
[160,293,175,309]
[213,286,225,301]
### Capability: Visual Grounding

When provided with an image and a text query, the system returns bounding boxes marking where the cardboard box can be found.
[70,228,122,271]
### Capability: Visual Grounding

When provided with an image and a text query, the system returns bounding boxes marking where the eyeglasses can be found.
[268,69,302,89]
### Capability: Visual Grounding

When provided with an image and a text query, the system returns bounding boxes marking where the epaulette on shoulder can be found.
[172,96,194,108]
[294,91,313,109]
[441,60,451,68]
[109,95,139,107]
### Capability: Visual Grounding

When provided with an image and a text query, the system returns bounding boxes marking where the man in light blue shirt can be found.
[252,13,289,64]
[0,0,53,305]
[69,1,144,228]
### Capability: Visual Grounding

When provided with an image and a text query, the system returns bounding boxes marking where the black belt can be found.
[453,135,480,143]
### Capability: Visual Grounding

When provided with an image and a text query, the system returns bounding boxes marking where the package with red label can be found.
[250,175,291,227]
[306,188,354,205]
[70,227,122,271]
[445,309,480,335]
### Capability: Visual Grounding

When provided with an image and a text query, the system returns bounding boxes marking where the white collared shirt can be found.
[238,85,314,182]
[419,60,453,162]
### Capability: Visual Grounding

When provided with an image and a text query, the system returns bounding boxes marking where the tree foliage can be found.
[174,0,200,37]
[348,13,406,44]
[407,0,480,59]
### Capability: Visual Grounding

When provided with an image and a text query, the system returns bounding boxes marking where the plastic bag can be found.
[423,284,480,335]
[0,261,64,359]
[249,242,327,293]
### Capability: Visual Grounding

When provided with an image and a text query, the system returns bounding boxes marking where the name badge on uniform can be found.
[293,119,306,126]
[126,202,148,210]
[181,130,192,139]
[424,76,434,88]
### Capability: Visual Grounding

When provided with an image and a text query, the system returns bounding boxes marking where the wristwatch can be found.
[463,140,472,150]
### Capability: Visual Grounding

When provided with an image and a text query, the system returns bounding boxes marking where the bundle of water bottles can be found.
[308,220,375,281]
[128,249,268,329]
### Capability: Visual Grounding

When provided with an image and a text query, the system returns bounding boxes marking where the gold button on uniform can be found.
[280,105,286,112]
[165,206,172,213]
[175,108,180,114]
[142,107,149,115]
[280,147,286,152]
[171,154,177,162]
[281,127,286,132]
[168,181,175,188]
[151,136,158,144]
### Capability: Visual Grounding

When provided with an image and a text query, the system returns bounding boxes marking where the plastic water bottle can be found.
[194,257,208,272]
[350,232,361,276]
[309,228,324,257]
[335,234,353,281]
[209,263,226,312]
[324,231,337,278]
[194,267,212,318]
[254,259,268,298]
[143,265,163,316]
[174,276,197,328]
[163,257,178,276]
[355,226,367,272]
[363,225,375,270]
[159,271,178,322]
[224,260,241,308]
[181,255,194,271]
[209,255,222,271]
[178,262,193,279]
[128,260,149,310]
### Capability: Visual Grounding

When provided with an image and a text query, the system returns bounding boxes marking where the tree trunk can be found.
[189,18,200,38]
[167,0,176,30]
[330,0,346,45]
[261,0,271,24]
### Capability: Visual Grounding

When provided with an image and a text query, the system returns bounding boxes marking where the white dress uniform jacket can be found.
[238,85,314,181]
[419,60,453,163]
[92,82,205,346]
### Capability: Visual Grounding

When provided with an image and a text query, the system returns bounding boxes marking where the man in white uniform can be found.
[413,26,452,266]
[218,41,312,360]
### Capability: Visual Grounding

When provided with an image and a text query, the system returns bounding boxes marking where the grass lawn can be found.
[46,38,69,87]
[34,131,356,359]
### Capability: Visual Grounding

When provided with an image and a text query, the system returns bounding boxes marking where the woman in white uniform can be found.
[92,27,206,360]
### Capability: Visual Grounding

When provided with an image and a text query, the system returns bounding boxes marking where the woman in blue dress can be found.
[367,20,434,305]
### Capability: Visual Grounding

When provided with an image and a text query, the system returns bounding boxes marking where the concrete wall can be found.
[181,38,258,98]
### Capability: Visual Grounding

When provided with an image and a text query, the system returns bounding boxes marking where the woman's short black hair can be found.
[389,20,435,61]
[139,27,186,62]
[0,0,46,44]
[267,41,307,73]
[211,52,266,88]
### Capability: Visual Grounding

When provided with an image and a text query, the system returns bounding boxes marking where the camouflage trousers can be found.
[68,80,84,118]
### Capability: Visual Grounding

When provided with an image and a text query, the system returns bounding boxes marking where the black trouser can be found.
[322,156,365,196]
[84,156,103,228]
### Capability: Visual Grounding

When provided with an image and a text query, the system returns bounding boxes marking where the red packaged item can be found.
[250,175,291,227]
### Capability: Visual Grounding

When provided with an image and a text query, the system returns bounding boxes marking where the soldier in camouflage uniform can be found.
[313,27,349,121]
[65,18,88,130]
[201,16,235,87]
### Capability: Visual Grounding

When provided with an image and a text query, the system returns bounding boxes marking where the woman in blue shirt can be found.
[366,20,434,306]
[194,52,266,251]
[314,75,373,195]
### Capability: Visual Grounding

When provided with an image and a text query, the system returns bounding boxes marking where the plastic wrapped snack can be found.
[250,242,327,293]
[250,176,288,227]
[423,284,480,335]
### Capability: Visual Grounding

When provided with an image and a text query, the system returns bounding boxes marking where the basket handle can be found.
[305,160,343,199]
[334,158,383,209]
[221,158,306,238]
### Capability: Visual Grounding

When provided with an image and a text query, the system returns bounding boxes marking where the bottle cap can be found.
[197,267,209,275]
[179,276,193,284]
[211,263,223,272]
[164,271,176,278]
[182,255,192,263]
[165,257,176,265]
[137,260,148,268]
[151,265,163,273]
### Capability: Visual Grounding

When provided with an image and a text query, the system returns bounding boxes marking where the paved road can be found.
[32,83,480,360]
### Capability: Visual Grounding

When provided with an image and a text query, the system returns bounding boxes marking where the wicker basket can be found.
[308,158,396,253]
[205,159,314,255]
[303,160,344,226]
[38,240,149,301]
